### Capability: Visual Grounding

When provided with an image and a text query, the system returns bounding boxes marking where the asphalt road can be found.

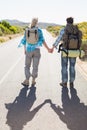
[0,30,87,130]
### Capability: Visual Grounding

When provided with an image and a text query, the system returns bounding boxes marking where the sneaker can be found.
[70,82,74,87]
[31,78,36,86]
[21,79,29,86]
[60,82,67,87]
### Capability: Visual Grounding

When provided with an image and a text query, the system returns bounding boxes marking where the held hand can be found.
[48,48,54,53]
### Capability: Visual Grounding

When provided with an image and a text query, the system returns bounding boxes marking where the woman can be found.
[19,18,52,86]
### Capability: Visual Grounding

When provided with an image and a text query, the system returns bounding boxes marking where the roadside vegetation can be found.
[0,20,24,43]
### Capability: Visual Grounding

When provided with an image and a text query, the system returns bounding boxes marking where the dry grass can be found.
[0,34,22,43]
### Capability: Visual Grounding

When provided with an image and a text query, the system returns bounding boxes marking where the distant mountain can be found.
[38,22,60,28]
[2,19,28,27]
[1,19,61,28]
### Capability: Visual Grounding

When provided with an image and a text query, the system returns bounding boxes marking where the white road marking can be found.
[0,54,23,85]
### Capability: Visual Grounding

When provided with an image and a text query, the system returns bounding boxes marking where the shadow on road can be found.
[49,87,87,130]
[5,85,47,130]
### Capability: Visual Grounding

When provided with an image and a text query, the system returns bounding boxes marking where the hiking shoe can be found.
[70,82,74,88]
[21,79,29,86]
[60,82,67,87]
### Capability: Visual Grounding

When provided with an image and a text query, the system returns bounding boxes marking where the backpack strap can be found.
[79,49,81,59]
[27,30,30,37]
[27,27,38,38]
[35,29,38,39]
[58,43,68,55]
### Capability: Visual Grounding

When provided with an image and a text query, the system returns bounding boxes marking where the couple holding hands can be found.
[19,17,78,88]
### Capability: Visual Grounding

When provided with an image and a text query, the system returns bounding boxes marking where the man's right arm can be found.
[53,28,65,48]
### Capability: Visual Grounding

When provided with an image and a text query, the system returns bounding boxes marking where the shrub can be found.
[0,38,5,43]
[81,40,87,51]
[0,28,3,36]
[9,26,17,34]
[47,26,62,37]
[1,20,11,29]
[0,24,12,34]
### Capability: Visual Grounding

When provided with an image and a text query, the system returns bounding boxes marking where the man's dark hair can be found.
[66,17,73,24]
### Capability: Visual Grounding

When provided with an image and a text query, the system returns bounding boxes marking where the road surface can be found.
[0,30,87,130]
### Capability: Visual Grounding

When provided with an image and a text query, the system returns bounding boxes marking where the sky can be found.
[0,0,87,25]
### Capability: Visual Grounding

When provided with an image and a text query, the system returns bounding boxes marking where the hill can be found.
[2,19,28,27]
[1,19,61,28]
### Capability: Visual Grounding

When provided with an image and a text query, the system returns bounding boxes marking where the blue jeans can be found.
[61,56,76,83]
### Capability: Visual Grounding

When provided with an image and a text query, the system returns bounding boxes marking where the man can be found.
[19,18,52,86]
[51,17,82,87]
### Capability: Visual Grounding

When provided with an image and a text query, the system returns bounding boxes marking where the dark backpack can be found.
[62,24,82,50]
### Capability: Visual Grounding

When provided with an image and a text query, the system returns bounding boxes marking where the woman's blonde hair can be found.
[30,17,38,28]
